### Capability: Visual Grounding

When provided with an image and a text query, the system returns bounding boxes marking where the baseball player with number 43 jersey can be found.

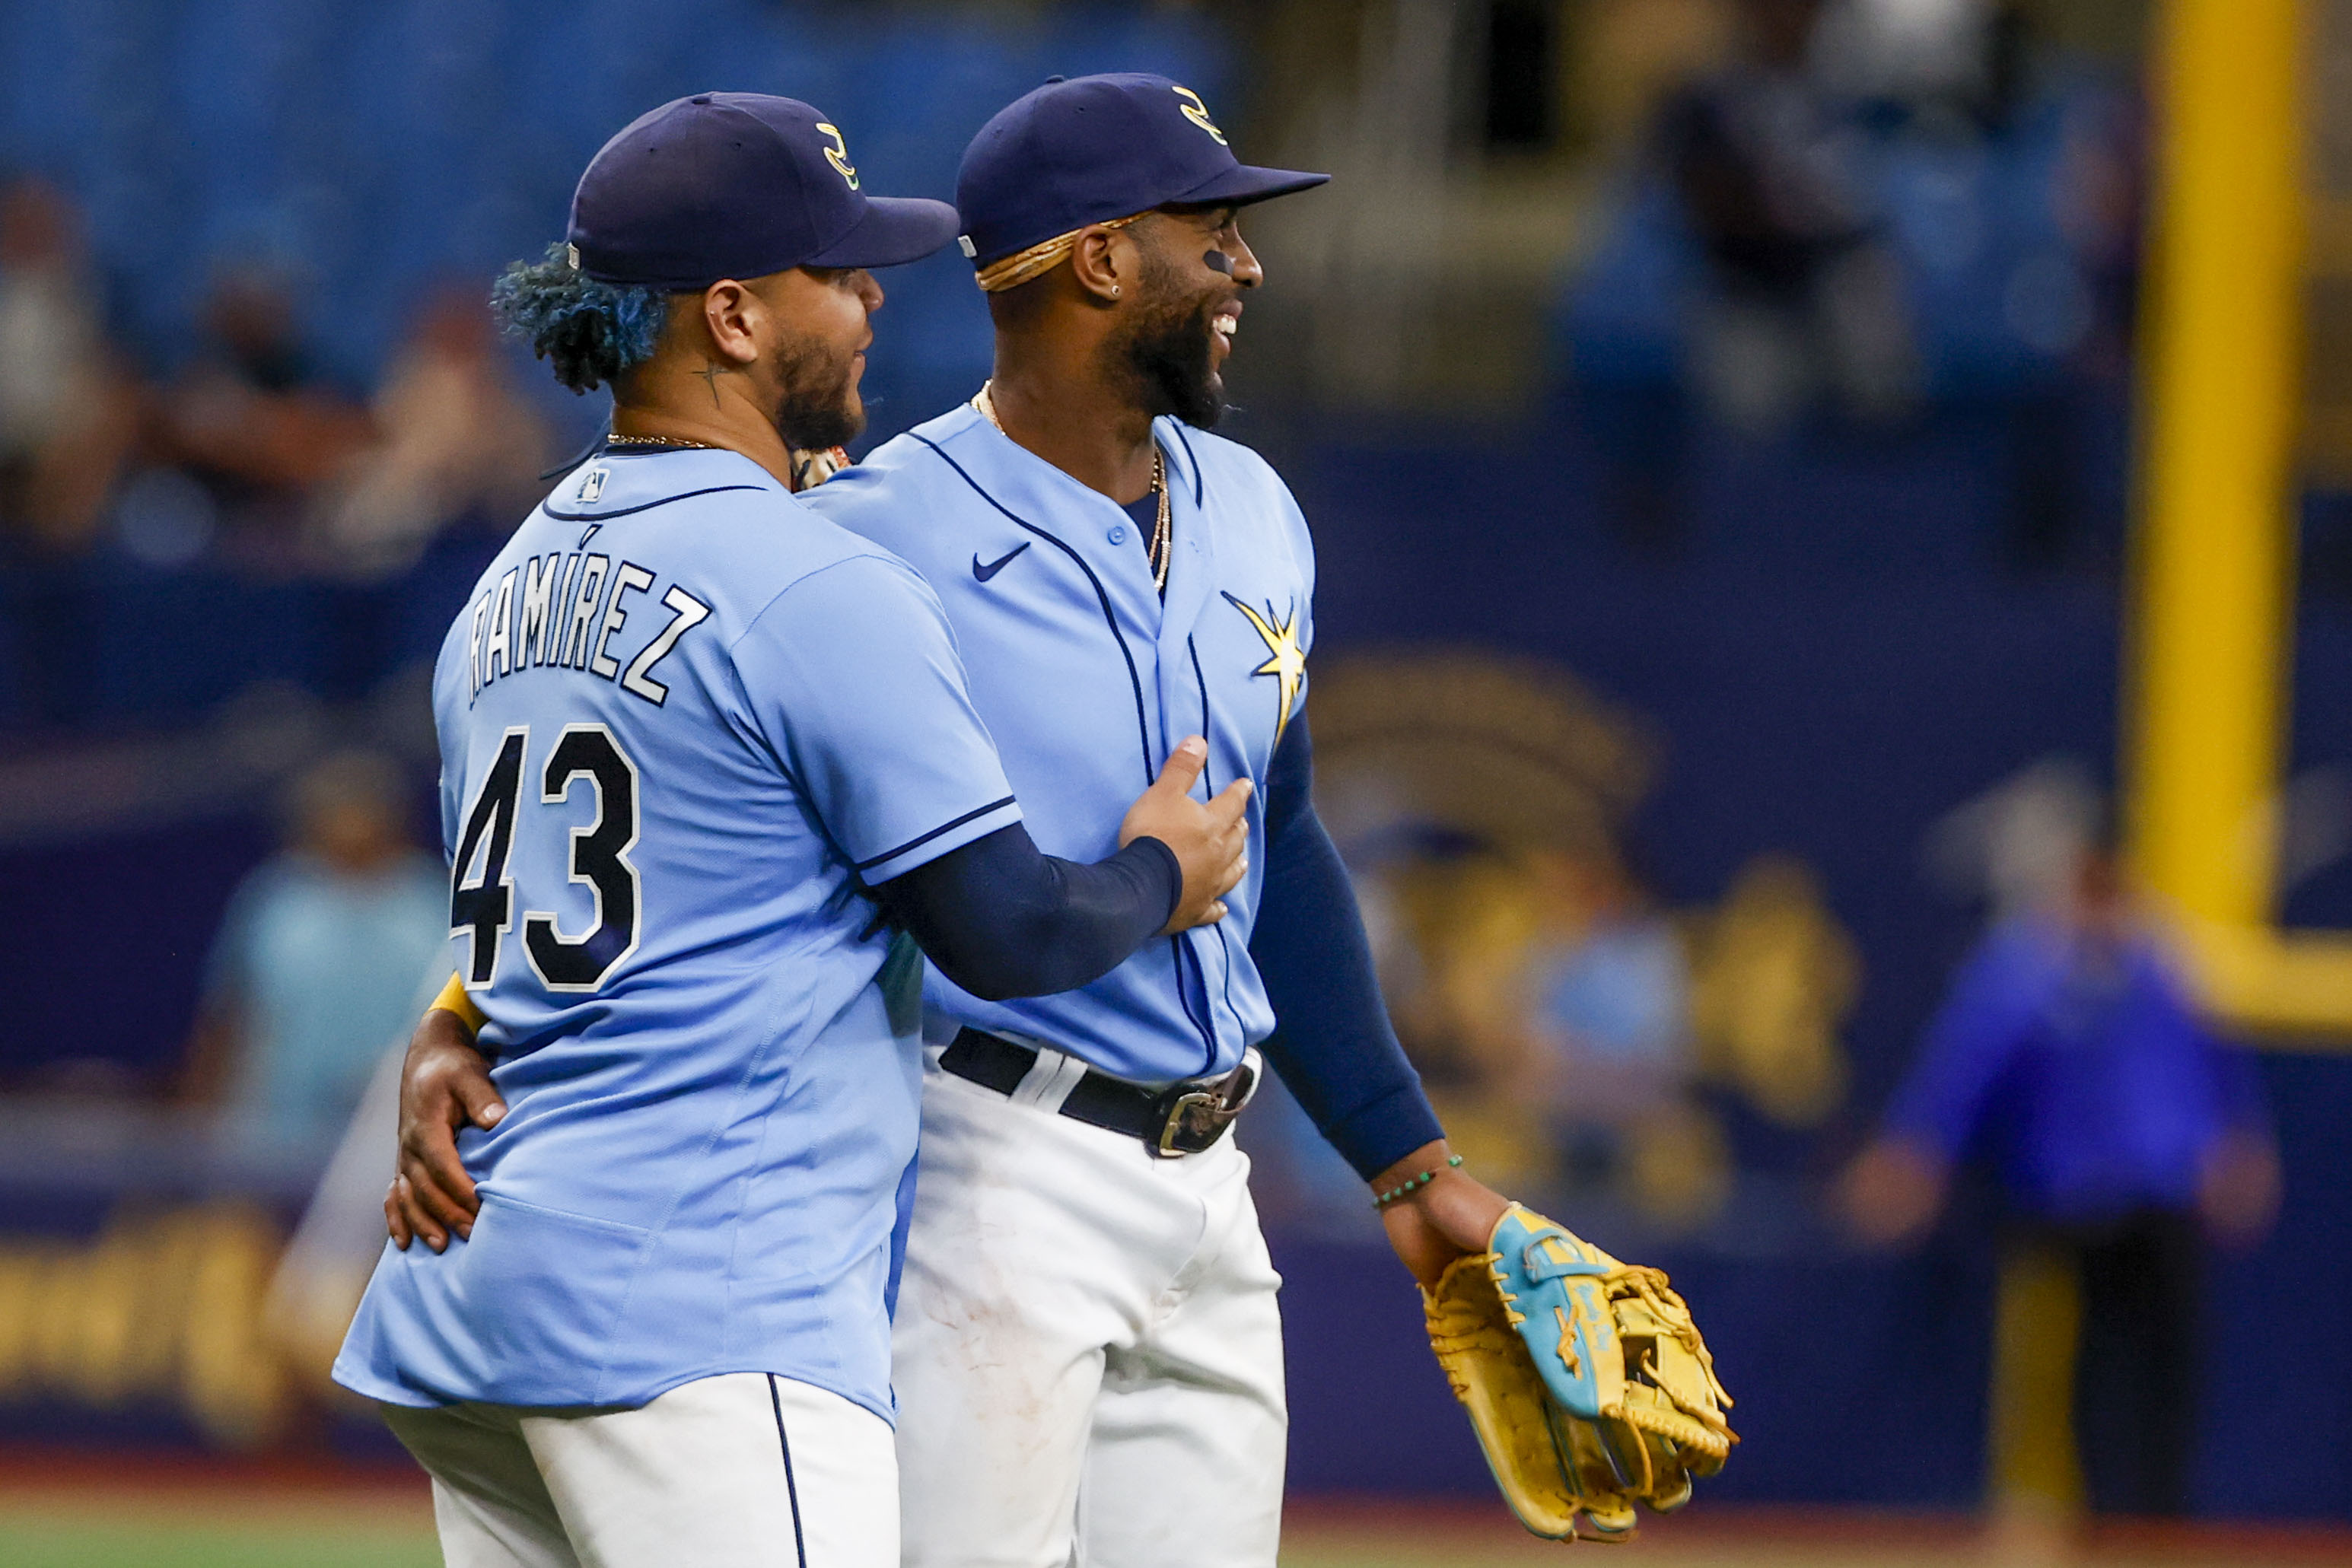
[339,94,1250,1568]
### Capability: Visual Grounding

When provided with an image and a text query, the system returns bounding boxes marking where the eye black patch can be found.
[1202,249,1233,275]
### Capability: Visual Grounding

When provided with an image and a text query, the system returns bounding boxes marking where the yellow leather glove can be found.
[1423,1203,1734,1542]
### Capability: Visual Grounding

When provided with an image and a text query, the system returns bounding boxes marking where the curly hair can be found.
[489,243,674,393]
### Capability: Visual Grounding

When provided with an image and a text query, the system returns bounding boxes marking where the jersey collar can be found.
[543,445,783,523]
[941,401,1219,632]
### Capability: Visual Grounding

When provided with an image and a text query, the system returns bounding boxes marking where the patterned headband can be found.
[973,212,1147,293]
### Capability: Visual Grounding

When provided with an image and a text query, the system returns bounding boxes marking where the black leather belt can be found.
[938,1028,1259,1157]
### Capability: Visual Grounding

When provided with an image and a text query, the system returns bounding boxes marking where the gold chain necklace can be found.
[974,382,1171,594]
[603,432,721,450]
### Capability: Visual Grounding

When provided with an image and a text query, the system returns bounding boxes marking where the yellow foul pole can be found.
[2129,0,2306,933]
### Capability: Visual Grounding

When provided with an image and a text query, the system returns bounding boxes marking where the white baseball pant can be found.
[893,1053,1289,1568]
[380,1370,896,1567]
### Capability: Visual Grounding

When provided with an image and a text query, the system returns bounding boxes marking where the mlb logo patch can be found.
[579,466,608,504]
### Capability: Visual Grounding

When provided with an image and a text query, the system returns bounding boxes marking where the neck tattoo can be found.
[694,361,727,409]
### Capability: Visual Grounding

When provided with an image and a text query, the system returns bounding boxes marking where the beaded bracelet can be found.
[1373,1154,1464,1209]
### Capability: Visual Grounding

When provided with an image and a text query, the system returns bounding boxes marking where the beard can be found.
[1115,256,1225,429]
[769,328,865,451]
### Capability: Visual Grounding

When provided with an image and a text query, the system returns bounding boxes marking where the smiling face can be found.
[1111,205,1258,428]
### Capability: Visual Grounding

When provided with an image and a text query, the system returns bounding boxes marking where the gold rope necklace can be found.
[603,432,720,450]
[973,381,1171,594]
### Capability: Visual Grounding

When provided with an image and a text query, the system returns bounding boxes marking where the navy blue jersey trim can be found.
[854,796,1017,873]
[541,484,767,523]
[1210,922,1240,1061]
[1184,638,1216,803]
[1169,933,1218,1071]
[1169,422,1206,508]
[911,431,1155,784]
[1164,646,1220,1067]
[1187,633,1246,1043]
[769,1376,810,1568]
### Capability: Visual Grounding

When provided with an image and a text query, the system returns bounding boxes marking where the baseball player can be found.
[337,92,1251,1568]
[393,77,1519,1566]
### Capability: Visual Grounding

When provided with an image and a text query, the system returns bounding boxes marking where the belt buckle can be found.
[1154,1088,1228,1158]
[1151,1052,1260,1158]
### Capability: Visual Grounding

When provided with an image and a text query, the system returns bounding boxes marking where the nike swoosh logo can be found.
[972,543,1030,582]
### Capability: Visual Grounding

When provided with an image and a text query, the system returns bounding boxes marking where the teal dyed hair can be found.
[490,243,674,393]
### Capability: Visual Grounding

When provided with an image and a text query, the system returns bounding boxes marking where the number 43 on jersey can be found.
[452,724,641,993]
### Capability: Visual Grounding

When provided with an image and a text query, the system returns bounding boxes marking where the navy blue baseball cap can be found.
[568,93,960,290]
[956,74,1329,269]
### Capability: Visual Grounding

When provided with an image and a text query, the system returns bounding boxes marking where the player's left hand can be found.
[1372,1140,1510,1289]
[384,1006,502,1253]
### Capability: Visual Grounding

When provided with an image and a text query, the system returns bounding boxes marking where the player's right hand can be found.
[384,1004,503,1253]
[1119,736,1251,934]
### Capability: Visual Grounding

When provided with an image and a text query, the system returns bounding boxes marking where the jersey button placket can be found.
[1108,524,1127,545]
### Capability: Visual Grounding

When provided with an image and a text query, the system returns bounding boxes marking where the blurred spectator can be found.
[1522,851,1725,1225]
[1659,0,1920,434]
[1841,825,2279,1518]
[162,264,374,568]
[1528,851,1691,1121]
[1816,0,2026,129]
[313,285,553,579]
[180,749,445,1155]
[0,176,142,555]
[1926,755,2105,921]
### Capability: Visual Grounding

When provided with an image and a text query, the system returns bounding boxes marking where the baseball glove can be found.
[1423,1203,1734,1542]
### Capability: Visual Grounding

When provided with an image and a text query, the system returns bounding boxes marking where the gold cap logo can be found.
[1172,85,1227,146]
[816,122,859,189]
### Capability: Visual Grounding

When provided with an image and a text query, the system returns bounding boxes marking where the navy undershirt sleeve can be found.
[1250,713,1446,1179]
[870,823,1179,1003]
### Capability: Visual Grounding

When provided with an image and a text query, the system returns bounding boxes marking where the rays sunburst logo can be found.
[1224,593,1303,746]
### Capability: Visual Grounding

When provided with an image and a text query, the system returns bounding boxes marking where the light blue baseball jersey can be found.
[333,447,1021,1420]
[802,402,1311,1085]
